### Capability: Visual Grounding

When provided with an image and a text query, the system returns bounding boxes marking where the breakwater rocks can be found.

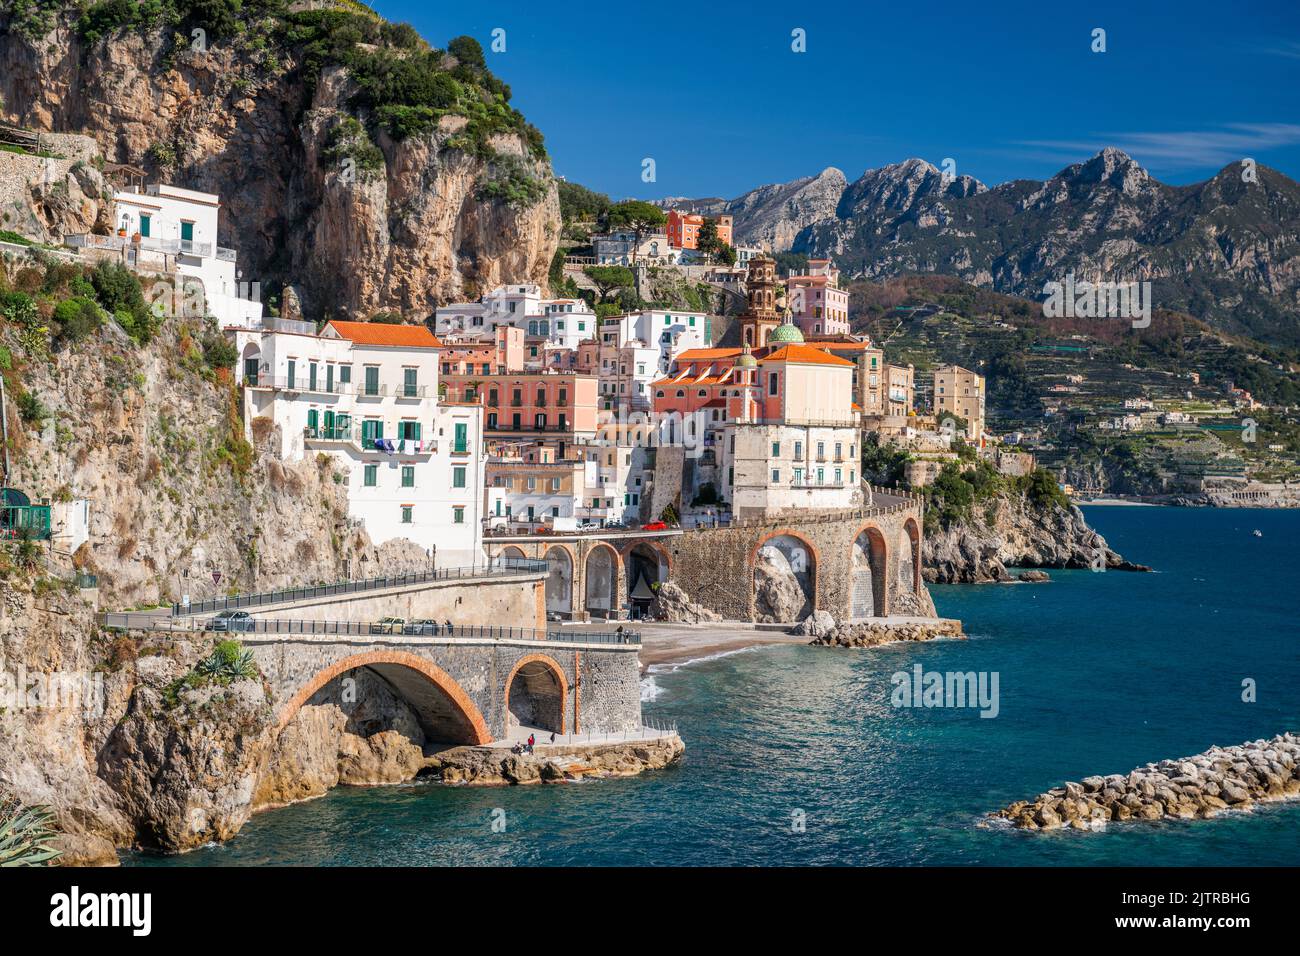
[427,736,685,786]
[995,733,1300,830]
[796,610,964,647]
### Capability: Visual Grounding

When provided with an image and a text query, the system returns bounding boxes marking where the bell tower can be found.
[738,255,781,348]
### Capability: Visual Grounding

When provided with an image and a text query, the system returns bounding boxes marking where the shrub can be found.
[51,296,103,344]
[320,116,384,175]
[91,262,157,343]
[16,390,48,426]
[201,334,238,368]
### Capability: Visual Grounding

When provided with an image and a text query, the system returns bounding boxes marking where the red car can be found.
[642,521,668,531]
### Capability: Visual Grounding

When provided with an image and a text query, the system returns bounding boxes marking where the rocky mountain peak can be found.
[1057,147,1152,196]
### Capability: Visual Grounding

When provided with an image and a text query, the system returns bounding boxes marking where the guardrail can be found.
[169,558,549,617]
[99,612,641,646]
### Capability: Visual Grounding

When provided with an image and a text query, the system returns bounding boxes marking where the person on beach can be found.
[527,733,535,753]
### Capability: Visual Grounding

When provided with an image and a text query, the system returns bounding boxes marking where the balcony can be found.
[215,246,237,262]
[304,423,434,456]
[396,384,429,399]
[178,239,214,258]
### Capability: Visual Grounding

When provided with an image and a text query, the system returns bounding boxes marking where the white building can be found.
[597,340,660,413]
[592,231,677,265]
[230,319,484,565]
[599,309,711,380]
[434,286,596,352]
[109,184,263,329]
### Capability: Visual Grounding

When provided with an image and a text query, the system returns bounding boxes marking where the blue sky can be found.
[376,0,1300,199]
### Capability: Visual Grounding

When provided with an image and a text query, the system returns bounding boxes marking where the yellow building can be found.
[933,364,985,440]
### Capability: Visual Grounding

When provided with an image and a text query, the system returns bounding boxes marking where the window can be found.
[454,422,468,453]
[452,466,466,488]
[403,368,418,397]
[817,442,825,460]
[139,213,151,238]
[364,366,379,396]
[835,442,843,460]
[401,505,413,524]
[180,220,194,243]
[793,467,803,485]
[771,469,780,482]
[401,466,414,488]
[453,506,465,524]
[794,441,803,458]
[339,365,351,385]
[771,441,780,456]
[835,468,842,484]
[364,464,377,487]
[309,362,318,391]
[550,506,560,517]
[287,359,296,389]
[769,372,779,395]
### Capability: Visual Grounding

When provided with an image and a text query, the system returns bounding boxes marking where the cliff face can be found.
[0,12,560,318]
[9,316,428,610]
[922,494,1142,584]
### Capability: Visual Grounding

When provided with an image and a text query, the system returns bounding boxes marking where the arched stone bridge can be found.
[484,489,928,623]
[245,631,642,746]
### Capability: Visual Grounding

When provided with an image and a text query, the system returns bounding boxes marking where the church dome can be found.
[735,345,757,368]
[768,307,804,344]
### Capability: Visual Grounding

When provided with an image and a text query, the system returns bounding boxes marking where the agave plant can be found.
[194,640,259,683]
[0,795,62,867]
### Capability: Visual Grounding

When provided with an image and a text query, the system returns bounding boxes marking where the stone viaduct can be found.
[245,631,642,746]
[111,563,644,749]
[483,489,929,623]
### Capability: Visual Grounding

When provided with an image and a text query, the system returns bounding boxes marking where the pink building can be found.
[788,258,850,337]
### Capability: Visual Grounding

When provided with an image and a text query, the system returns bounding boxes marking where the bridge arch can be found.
[899,517,922,596]
[275,650,492,744]
[499,545,528,562]
[849,524,889,619]
[584,542,620,618]
[503,654,569,735]
[543,545,574,617]
[622,540,670,618]
[750,529,819,621]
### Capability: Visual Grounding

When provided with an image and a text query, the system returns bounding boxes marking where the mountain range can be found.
[664,151,1300,348]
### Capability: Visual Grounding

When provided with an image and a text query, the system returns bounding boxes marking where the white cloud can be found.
[1014,123,1300,170]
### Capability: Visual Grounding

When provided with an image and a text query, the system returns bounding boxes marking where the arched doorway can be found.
[584,545,619,618]
[504,655,567,736]
[752,532,816,622]
[625,542,667,619]
[240,342,262,386]
[850,527,888,619]
[543,546,573,618]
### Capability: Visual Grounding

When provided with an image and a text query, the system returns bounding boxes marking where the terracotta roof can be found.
[674,347,742,361]
[759,344,855,367]
[326,320,442,349]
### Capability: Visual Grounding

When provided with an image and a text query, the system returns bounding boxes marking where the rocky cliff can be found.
[0,4,560,319]
[923,493,1146,584]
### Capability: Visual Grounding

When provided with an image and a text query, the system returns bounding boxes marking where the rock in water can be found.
[992,732,1300,830]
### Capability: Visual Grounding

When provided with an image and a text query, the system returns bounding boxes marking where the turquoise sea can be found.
[131,507,1300,866]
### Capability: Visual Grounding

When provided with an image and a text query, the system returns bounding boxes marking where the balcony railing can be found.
[178,239,213,257]
[1,505,51,540]
[304,423,434,455]
[215,246,237,262]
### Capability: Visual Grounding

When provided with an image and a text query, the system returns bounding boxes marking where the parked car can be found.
[372,617,406,634]
[403,619,440,635]
[642,521,668,531]
[209,610,252,632]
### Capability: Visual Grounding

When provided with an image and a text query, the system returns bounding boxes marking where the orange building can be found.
[666,210,733,250]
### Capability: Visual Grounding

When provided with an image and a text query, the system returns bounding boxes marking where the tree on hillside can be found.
[606,200,667,265]
[583,265,635,302]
